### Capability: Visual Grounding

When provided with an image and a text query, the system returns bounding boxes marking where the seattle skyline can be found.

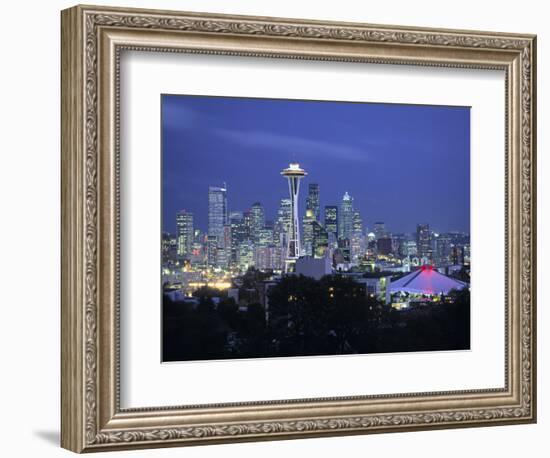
[162,94,470,234]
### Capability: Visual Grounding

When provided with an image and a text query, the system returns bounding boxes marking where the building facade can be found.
[176,210,194,259]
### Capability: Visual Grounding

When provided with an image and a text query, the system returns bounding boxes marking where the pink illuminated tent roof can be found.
[389,266,468,295]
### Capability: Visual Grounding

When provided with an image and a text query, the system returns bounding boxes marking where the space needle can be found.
[281,162,307,273]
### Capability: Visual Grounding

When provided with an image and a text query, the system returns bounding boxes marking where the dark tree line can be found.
[162,274,470,362]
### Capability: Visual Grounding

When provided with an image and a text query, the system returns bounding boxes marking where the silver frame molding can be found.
[61,4,537,453]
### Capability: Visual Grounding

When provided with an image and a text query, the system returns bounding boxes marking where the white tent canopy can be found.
[390,266,468,295]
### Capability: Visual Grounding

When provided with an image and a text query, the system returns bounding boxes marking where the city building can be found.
[243,210,253,240]
[391,233,407,256]
[254,245,284,271]
[250,202,265,243]
[257,226,274,248]
[312,220,329,258]
[176,210,194,258]
[208,185,228,246]
[281,162,307,272]
[403,239,418,256]
[373,222,389,240]
[355,275,392,304]
[229,212,246,264]
[350,210,364,262]
[377,237,393,255]
[324,205,338,238]
[206,235,218,268]
[433,232,452,265]
[237,240,255,271]
[302,208,316,256]
[416,223,432,260]
[274,198,292,250]
[306,183,320,221]
[339,191,354,241]
[295,256,332,280]
[162,232,178,266]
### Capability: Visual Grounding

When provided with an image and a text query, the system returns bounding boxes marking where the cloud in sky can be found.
[213,128,371,163]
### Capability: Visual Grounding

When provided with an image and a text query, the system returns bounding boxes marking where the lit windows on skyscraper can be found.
[206,235,218,268]
[257,227,274,248]
[339,191,354,241]
[302,208,315,257]
[416,223,432,260]
[229,212,246,264]
[350,211,365,261]
[237,240,255,271]
[208,185,227,244]
[324,205,338,237]
[250,202,265,243]
[275,198,292,249]
[306,183,320,221]
[176,210,194,259]
[312,220,329,259]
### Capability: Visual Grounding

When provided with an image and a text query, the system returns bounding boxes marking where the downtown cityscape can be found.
[161,95,471,362]
[162,168,470,295]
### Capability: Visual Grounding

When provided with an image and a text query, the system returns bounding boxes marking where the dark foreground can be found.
[162,274,470,362]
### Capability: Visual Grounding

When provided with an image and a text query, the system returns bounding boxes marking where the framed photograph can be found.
[61,4,537,453]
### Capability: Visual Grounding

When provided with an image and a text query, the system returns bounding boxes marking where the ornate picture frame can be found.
[61,4,536,453]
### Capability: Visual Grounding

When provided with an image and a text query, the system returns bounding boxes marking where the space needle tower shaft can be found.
[280,162,307,273]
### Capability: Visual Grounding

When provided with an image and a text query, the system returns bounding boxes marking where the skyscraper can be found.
[306,183,320,221]
[416,223,432,261]
[324,205,338,237]
[274,198,292,249]
[242,210,252,241]
[250,202,265,243]
[373,222,389,240]
[281,162,307,272]
[302,208,315,256]
[351,211,365,261]
[229,211,246,264]
[208,185,227,243]
[339,191,354,241]
[277,199,292,233]
[206,235,218,268]
[176,210,194,258]
[312,220,329,258]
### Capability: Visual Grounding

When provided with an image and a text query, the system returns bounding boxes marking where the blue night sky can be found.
[161,95,470,235]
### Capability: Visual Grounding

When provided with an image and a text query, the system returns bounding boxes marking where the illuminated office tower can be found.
[250,202,265,244]
[339,191,354,241]
[257,227,274,248]
[176,210,194,259]
[416,223,432,260]
[302,208,315,257]
[218,224,231,268]
[237,240,255,271]
[162,232,178,266]
[242,210,253,241]
[306,183,320,221]
[351,211,364,261]
[206,235,218,268]
[208,185,227,243]
[324,205,338,237]
[312,220,329,258]
[229,211,245,264]
[281,162,307,272]
[274,198,292,249]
